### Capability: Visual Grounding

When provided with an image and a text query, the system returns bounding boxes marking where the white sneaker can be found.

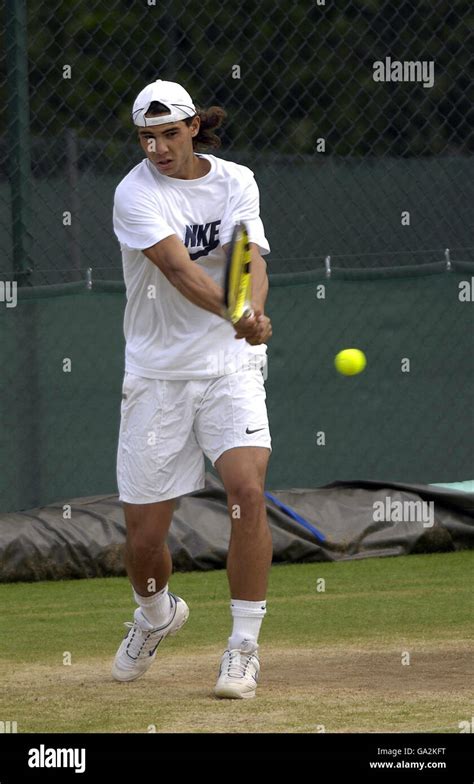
[214,639,260,699]
[112,592,189,682]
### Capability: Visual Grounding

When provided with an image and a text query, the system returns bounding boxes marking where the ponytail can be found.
[185,106,227,150]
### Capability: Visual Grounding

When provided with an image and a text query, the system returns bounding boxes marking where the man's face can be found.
[138,115,199,177]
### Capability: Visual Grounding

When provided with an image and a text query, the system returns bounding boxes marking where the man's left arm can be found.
[220,170,272,344]
[250,243,269,313]
[220,241,272,344]
[235,242,272,345]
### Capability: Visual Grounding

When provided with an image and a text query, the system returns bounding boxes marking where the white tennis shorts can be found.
[117,368,272,504]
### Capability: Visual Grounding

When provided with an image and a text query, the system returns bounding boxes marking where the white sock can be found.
[133,584,172,628]
[228,599,267,651]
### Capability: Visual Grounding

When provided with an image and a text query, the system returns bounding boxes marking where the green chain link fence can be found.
[0,264,473,514]
[1,0,473,284]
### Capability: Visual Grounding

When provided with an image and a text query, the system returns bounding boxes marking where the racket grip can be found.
[228,307,254,324]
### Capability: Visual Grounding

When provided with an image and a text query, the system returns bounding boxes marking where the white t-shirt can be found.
[113,153,270,379]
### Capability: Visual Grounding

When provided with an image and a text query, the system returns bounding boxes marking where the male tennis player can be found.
[111,79,273,699]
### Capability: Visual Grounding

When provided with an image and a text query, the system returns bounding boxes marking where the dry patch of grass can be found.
[1,640,471,734]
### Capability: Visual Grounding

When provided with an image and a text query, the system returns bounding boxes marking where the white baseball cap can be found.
[132,79,196,127]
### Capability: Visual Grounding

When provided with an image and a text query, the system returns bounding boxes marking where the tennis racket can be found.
[223,222,254,324]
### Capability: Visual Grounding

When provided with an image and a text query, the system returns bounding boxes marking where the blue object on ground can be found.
[264,491,326,542]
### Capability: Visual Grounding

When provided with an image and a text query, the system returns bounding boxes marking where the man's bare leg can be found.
[123,499,175,595]
[215,446,272,600]
[213,446,272,698]
[112,498,189,682]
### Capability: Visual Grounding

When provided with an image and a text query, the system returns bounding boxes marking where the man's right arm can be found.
[143,235,228,318]
[143,236,263,341]
[114,184,227,318]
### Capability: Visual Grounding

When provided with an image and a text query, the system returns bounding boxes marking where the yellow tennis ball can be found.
[334,348,367,376]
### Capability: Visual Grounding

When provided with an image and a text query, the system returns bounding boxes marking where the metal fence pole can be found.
[66,128,81,274]
[6,0,32,285]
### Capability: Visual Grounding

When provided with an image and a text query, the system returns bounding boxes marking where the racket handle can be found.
[229,307,254,324]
